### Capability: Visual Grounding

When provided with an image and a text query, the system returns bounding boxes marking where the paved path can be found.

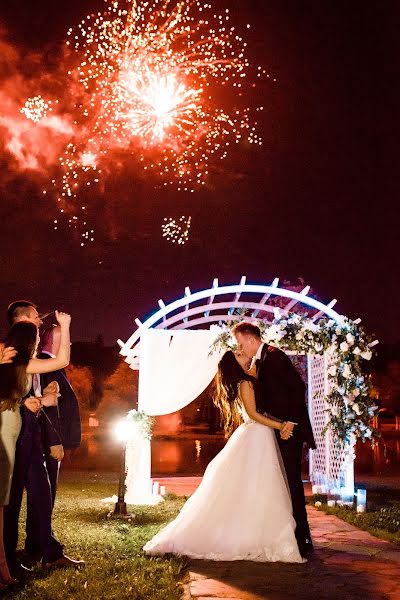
[154,476,203,496]
[182,506,400,600]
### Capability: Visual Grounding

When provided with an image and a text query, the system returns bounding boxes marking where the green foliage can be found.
[125,409,155,440]
[5,478,187,600]
[97,363,139,423]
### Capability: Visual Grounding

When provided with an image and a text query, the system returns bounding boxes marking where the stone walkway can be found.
[182,506,400,600]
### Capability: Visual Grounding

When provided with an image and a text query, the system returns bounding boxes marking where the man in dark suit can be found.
[233,321,316,557]
[38,324,81,504]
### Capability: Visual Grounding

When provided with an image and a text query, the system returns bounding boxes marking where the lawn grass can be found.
[4,474,188,600]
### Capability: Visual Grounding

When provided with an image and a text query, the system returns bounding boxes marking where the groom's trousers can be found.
[4,408,64,563]
[276,433,311,547]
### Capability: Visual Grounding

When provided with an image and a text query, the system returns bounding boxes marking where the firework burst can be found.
[162,215,191,244]
[21,0,264,243]
[66,0,261,189]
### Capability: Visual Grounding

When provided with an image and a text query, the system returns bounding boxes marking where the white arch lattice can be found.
[119,276,354,500]
[118,276,343,367]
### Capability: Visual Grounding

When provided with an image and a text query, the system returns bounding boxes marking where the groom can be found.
[233,321,316,557]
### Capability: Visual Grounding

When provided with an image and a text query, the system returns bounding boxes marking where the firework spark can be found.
[21,95,52,122]
[162,215,191,244]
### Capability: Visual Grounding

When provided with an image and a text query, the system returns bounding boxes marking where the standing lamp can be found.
[113,418,137,519]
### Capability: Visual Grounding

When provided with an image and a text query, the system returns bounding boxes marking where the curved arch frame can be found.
[118,276,343,365]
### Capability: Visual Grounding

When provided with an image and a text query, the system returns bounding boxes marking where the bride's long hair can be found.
[214,350,256,438]
[0,322,37,409]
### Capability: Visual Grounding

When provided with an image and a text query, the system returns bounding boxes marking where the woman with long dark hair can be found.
[0,311,71,589]
[144,350,303,563]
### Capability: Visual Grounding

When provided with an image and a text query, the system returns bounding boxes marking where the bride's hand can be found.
[280,421,294,440]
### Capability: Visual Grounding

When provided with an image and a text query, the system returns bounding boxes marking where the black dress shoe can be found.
[299,539,314,557]
[20,553,41,570]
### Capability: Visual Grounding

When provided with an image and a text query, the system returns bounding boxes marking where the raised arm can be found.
[26,311,71,375]
[239,380,284,432]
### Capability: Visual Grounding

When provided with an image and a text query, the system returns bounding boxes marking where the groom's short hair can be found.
[7,300,37,325]
[232,322,261,339]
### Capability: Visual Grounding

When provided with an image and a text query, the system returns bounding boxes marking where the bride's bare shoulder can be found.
[239,379,254,393]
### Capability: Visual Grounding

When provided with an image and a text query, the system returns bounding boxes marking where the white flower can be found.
[346,333,355,345]
[353,388,360,397]
[328,366,337,376]
[295,331,304,340]
[288,314,301,325]
[314,501,322,508]
[280,319,288,328]
[264,324,282,343]
[331,405,339,417]
[361,350,372,361]
[315,343,323,352]
[342,364,352,378]
[340,341,349,352]
[353,347,361,355]
[209,324,222,335]
[353,404,362,416]
[364,428,372,439]
[335,328,342,336]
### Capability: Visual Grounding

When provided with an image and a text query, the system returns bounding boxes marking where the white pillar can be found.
[125,434,162,505]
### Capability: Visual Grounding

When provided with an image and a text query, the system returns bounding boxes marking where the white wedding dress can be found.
[143,404,304,563]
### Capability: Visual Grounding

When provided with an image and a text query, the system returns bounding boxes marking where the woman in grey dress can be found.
[0,311,71,589]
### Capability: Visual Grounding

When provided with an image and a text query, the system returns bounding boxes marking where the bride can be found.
[143,350,304,563]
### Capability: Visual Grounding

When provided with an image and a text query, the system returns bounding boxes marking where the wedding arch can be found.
[118,276,372,504]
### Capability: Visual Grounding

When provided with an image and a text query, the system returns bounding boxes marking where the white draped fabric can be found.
[125,328,223,504]
[125,437,163,505]
[137,328,224,416]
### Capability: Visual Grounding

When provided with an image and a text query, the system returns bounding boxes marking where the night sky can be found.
[0,0,398,345]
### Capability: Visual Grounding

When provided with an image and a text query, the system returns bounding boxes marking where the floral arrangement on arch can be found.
[125,409,155,440]
[209,312,378,446]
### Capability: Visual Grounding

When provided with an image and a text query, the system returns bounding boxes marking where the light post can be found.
[113,417,137,519]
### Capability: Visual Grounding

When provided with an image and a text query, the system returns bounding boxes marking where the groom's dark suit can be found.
[39,351,81,503]
[24,352,82,558]
[256,343,315,554]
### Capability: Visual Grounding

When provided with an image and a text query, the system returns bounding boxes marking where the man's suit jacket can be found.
[38,353,82,450]
[256,344,316,449]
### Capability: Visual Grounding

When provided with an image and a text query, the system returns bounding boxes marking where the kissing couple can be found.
[144,321,316,562]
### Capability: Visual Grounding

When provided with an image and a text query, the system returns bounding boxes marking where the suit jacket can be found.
[256,344,316,449]
[39,353,82,450]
